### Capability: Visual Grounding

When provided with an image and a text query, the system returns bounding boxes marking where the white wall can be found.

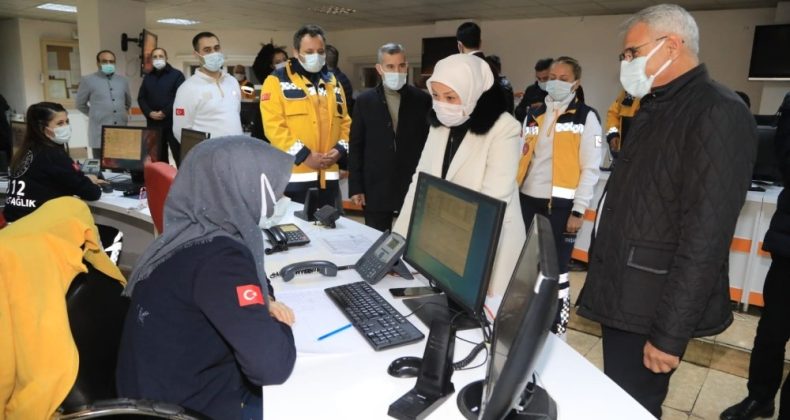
[332,8,779,117]
[0,18,25,115]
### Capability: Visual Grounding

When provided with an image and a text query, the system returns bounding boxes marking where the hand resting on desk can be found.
[269,300,295,326]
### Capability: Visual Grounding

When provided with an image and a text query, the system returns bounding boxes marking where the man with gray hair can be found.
[576,4,756,417]
[348,43,431,231]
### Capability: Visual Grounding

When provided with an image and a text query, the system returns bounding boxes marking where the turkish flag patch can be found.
[236,285,265,307]
[175,108,185,116]
[261,92,271,101]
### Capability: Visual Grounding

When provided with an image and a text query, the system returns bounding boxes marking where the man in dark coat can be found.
[138,48,185,164]
[348,43,431,232]
[721,91,790,420]
[576,5,757,418]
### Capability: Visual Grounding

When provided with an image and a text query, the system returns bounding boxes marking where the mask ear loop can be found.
[260,173,277,219]
[645,39,673,79]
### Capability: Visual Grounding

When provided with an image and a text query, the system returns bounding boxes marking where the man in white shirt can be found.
[172,32,242,142]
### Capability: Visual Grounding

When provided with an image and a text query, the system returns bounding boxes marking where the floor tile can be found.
[710,345,751,379]
[664,362,708,412]
[584,338,604,372]
[691,369,749,419]
[568,271,585,306]
[568,307,602,337]
[661,406,689,420]
[716,312,758,351]
[566,329,599,356]
[683,339,715,367]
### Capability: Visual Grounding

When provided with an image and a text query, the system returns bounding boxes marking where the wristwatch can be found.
[571,211,583,218]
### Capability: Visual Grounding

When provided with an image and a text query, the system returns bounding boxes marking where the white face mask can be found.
[619,40,673,98]
[545,79,575,102]
[382,72,407,91]
[49,124,71,145]
[433,101,469,127]
[274,61,287,70]
[201,52,225,72]
[537,80,547,91]
[300,53,325,73]
[152,59,166,70]
[234,73,245,82]
[258,173,291,229]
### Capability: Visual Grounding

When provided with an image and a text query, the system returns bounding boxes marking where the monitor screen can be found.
[403,172,506,329]
[748,24,790,80]
[101,126,161,175]
[421,37,458,76]
[10,121,26,160]
[479,215,559,420]
[180,128,210,162]
[141,29,158,76]
[753,125,782,183]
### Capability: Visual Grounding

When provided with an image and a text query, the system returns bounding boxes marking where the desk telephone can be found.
[263,223,310,254]
[269,230,413,283]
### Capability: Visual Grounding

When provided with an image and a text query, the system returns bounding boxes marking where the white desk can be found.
[262,208,652,420]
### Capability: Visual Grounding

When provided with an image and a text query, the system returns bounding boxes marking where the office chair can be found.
[144,162,177,235]
[56,262,208,419]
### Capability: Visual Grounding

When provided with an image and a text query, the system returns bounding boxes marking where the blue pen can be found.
[317,323,353,341]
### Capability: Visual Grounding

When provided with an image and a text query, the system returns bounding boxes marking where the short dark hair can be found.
[325,45,339,69]
[96,50,115,62]
[151,47,168,58]
[192,31,218,51]
[735,90,751,109]
[456,22,481,49]
[293,24,326,51]
[535,58,553,72]
[554,56,582,80]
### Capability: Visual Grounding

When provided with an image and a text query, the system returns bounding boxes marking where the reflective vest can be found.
[517,98,593,199]
[260,61,351,187]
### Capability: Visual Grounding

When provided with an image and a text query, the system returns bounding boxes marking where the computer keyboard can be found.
[109,180,141,192]
[325,281,425,351]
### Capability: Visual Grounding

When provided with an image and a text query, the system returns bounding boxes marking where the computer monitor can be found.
[477,214,559,420]
[753,125,782,184]
[10,121,26,160]
[100,126,161,184]
[402,172,506,330]
[180,128,210,163]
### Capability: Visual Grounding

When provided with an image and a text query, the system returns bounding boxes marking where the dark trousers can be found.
[284,180,341,209]
[519,194,575,274]
[240,389,262,420]
[602,325,675,418]
[747,255,790,417]
[364,209,395,232]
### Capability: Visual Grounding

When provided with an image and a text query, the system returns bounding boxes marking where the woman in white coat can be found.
[393,53,524,296]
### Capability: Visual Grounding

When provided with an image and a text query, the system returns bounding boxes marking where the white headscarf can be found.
[427,53,494,116]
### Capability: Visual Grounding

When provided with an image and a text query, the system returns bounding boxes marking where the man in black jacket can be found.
[138,48,185,164]
[576,5,757,418]
[514,58,552,123]
[348,43,431,232]
[721,92,790,420]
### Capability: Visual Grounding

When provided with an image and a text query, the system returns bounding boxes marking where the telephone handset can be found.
[263,223,310,254]
[355,230,413,284]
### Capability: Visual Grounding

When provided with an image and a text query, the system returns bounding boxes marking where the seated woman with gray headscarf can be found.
[393,54,526,296]
[116,136,296,420]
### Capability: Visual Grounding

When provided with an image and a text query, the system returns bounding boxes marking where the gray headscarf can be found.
[124,135,293,300]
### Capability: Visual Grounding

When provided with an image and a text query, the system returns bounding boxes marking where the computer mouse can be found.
[387,356,422,378]
[100,183,113,193]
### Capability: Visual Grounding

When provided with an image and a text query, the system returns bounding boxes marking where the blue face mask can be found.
[101,63,115,75]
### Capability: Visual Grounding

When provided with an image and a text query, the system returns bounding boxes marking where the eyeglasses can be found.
[619,36,667,62]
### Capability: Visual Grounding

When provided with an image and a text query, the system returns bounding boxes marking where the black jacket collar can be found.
[643,64,708,104]
[429,81,507,135]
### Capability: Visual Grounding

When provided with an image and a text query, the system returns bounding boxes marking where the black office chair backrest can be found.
[95,224,123,266]
[61,262,130,412]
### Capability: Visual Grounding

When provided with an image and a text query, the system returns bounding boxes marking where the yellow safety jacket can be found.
[605,90,640,147]
[260,60,351,188]
[517,98,594,199]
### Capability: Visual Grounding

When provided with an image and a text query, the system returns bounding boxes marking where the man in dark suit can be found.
[348,43,431,232]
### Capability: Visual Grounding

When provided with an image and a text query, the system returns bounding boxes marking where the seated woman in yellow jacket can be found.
[518,56,602,337]
[3,102,107,222]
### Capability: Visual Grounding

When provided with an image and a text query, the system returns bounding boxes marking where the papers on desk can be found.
[275,288,365,355]
[319,234,374,255]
